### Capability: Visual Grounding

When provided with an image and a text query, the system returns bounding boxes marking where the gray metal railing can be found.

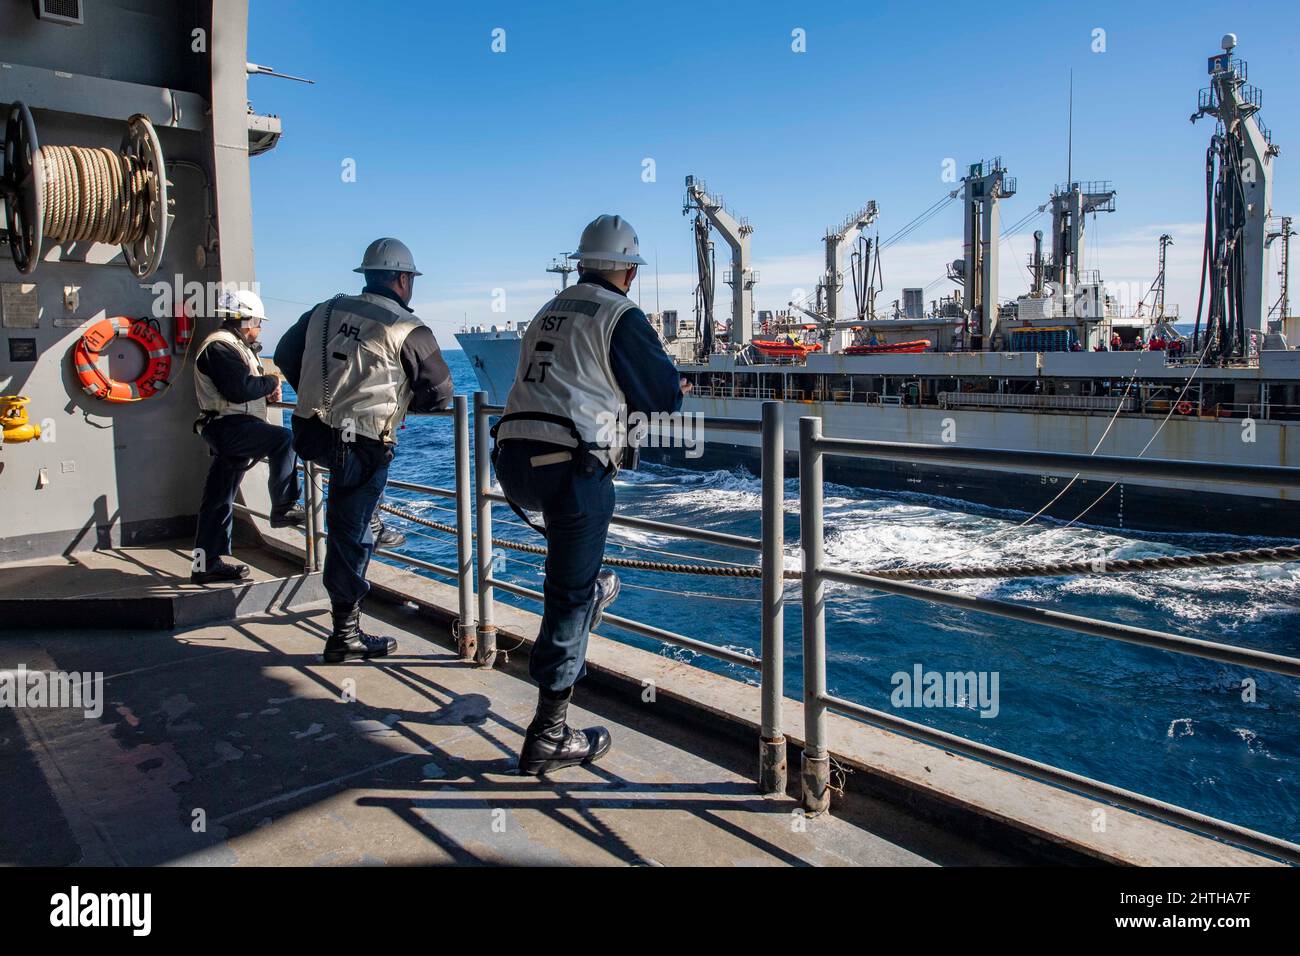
[939,391,1137,413]
[260,393,1300,862]
[477,401,788,790]
[268,396,788,793]
[797,412,1300,864]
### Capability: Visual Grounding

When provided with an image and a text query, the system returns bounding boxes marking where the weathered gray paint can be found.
[0,0,281,562]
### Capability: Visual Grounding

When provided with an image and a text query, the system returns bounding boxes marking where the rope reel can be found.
[2,101,169,278]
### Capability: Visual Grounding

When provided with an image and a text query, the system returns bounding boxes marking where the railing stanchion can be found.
[473,391,497,667]
[306,460,325,573]
[759,400,787,795]
[799,415,830,814]
[453,394,477,660]
[302,461,315,573]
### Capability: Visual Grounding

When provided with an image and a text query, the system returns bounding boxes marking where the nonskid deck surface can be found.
[0,600,1013,866]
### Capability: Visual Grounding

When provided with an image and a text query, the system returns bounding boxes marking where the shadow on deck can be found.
[0,596,1016,867]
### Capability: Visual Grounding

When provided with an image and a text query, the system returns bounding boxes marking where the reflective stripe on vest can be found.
[496,282,631,470]
[194,328,267,419]
[291,292,422,444]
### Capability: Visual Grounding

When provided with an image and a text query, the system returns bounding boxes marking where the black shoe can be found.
[190,558,250,585]
[518,687,612,775]
[322,602,398,663]
[371,515,407,548]
[270,504,305,528]
[591,570,620,630]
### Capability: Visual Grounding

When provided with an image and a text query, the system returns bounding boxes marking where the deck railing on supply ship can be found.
[254,393,1300,864]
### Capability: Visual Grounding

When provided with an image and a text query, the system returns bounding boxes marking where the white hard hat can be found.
[215,288,268,325]
[569,214,647,269]
[354,237,422,275]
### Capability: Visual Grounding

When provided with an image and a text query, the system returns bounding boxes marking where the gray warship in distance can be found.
[459,34,1299,537]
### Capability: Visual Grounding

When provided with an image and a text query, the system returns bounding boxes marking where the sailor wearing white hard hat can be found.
[191,287,303,584]
[274,237,453,663]
[492,214,690,774]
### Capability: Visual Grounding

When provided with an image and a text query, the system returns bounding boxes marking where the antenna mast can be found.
[546,254,576,293]
[1155,233,1173,318]
[1270,216,1294,321]
[1066,70,1073,188]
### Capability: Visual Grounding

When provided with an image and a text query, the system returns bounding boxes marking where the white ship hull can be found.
[456,327,525,404]
[458,331,1300,536]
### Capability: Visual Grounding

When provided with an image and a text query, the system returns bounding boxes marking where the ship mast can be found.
[546,254,575,293]
[1269,216,1294,323]
[1155,233,1173,318]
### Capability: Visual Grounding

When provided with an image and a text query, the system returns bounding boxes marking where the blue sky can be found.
[248,0,1300,347]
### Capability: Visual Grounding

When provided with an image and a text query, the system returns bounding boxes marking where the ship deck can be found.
[1,588,1008,866]
[0,533,1281,867]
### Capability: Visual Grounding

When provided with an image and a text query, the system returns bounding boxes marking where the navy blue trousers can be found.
[495,439,615,694]
[194,415,298,565]
[323,438,392,608]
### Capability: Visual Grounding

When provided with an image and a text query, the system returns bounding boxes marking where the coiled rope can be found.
[376,502,1300,582]
[39,144,152,244]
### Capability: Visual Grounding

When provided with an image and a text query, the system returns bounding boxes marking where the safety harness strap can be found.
[489,411,604,540]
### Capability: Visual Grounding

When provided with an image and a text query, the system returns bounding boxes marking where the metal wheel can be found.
[3,102,43,275]
[120,113,168,279]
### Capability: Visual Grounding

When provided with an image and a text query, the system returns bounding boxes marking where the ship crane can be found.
[684,175,756,346]
[1191,32,1282,359]
[959,158,1016,349]
[819,201,879,328]
[1047,180,1116,296]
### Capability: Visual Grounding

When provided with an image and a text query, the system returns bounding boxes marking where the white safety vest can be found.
[496,281,632,470]
[292,291,423,445]
[194,328,268,419]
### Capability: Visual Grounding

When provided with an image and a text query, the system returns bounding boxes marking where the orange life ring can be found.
[73,315,172,402]
[1176,400,1194,416]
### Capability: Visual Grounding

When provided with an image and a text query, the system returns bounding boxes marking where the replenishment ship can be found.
[460,35,1298,536]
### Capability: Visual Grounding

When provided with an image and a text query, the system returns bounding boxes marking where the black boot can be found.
[322,602,397,663]
[190,558,250,585]
[270,504,306,527]
[591,569,620,630]
[518,687,612,775]
[371,513,407,548]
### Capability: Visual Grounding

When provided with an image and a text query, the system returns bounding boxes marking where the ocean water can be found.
[296,350,1300,842]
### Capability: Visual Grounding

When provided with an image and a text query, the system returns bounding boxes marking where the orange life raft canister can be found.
[73,316,172,402]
